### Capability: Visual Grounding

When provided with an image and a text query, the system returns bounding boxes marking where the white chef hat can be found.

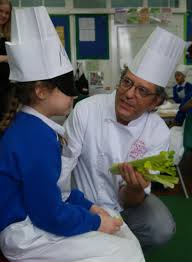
[128,27,186,87]
[6,6,73,81]
[175,64,188,76]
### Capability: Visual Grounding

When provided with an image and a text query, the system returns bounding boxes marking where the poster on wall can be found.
[55,26,65,46]
[50,15,71,59]
[186,13,192,65]
[88,71,105,95]
[114,7,172,25]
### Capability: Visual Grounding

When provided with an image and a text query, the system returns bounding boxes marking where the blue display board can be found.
[50,15,71,59]
[76,14,109,59]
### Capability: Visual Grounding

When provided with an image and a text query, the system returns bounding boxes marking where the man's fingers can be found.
[135,171,150,188]
[120,163,139,186]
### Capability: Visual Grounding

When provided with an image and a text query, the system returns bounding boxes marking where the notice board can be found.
[76,14,109,59]
[50,15,71,59]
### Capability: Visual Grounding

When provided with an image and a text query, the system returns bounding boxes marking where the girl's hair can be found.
[0,0,12,40]
[0,80,55,136]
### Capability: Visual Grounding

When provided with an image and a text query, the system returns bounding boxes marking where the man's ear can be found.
[147,96,162,112]
[34,82,48,100]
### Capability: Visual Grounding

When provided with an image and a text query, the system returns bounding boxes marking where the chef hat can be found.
[175,64,188,76]
[5,6,78,96]
[129,27,186,87]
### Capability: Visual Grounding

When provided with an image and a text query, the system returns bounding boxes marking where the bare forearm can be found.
[119,185,145,208]
[0,55,8,63]
[181,99,192,112]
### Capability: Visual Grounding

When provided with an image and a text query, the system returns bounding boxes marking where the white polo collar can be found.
[21,106,65,138]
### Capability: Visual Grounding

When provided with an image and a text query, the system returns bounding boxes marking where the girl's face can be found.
[0,4,11,27]
[34,85,75,117]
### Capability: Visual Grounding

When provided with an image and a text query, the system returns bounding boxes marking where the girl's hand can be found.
[90,204,110,217]
[98,214,123,234]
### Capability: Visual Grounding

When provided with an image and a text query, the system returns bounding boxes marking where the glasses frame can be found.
[120,77,157,98]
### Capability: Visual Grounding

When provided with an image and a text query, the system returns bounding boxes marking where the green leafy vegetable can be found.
[109,151,179,188]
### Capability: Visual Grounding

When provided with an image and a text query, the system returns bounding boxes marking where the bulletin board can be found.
[75,14,109,60]
[50,15,71,59]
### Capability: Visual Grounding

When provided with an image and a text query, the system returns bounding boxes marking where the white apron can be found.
[0,107,145,262]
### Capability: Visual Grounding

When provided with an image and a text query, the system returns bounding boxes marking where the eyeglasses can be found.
[120,77,157,98]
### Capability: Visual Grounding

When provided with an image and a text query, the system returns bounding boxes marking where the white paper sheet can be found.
[79,18,95,42]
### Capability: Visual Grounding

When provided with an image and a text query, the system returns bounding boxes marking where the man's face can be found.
[175,72,185,85]
[115,70,160,125]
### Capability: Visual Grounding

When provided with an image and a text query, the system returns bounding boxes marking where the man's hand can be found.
[118,162,150,208]
[90,204,110,217]
[118,162,150,189]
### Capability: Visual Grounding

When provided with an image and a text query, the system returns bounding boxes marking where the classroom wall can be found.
[12,1,187,96]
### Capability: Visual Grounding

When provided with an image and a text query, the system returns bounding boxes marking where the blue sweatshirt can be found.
[0,112,100,236]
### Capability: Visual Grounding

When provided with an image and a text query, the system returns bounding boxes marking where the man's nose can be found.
[124,85,136,98]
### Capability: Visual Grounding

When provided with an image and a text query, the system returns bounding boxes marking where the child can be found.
[0,6,144,262]
[173,65,192,125]
[173,64,192,104]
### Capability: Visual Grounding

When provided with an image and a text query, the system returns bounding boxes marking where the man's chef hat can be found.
[5,6,78,96]
[175,64,188,76]
[128,27,186,88]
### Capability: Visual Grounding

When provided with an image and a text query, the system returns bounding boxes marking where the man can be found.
[63,27,185,252]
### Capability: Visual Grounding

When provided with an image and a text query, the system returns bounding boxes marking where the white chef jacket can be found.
[64,91,170,212]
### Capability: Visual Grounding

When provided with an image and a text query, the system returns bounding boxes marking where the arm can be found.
[118,118,170,207]
[118,164,149,208]
[20,129,101,237]
[0,55,8,63]
[180,99,192,112]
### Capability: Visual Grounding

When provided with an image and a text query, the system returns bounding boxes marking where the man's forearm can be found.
[119,185,145,208]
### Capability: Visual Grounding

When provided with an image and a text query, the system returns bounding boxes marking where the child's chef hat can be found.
[6,6,78,96]
[129,27,186,87]
[175,64,189,76]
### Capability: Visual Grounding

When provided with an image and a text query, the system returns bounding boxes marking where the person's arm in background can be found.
[118,122,170,208]
[0,55,8,63]
[180,98,192,112]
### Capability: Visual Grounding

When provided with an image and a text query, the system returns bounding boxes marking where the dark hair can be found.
[155,86,167,106]
[0,0,12,40]
[119,68,167,106]
[0,80,55,136]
